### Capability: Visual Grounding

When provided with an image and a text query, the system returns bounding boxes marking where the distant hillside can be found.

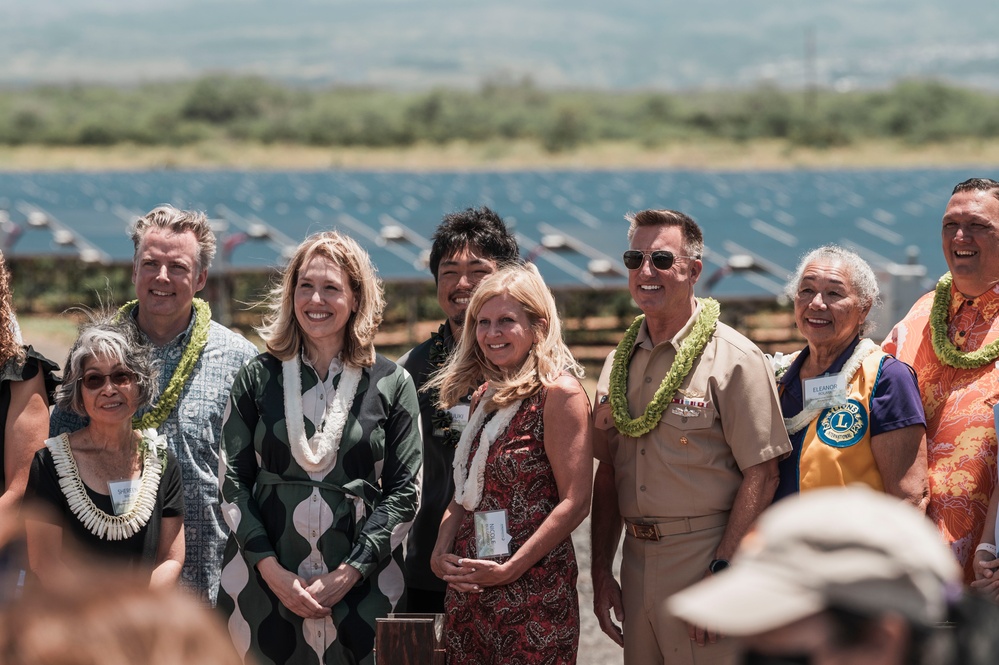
[3,0,999,90]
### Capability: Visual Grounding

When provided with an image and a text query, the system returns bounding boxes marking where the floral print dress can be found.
[445,388,579,665]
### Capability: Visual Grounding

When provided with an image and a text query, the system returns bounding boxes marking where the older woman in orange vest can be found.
[771,245,928,509]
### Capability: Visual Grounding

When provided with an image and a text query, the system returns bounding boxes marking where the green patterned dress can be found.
[217,352,422,665]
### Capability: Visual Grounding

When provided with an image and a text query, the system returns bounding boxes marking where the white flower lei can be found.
[452,391,522,511]
[779,338,880,435]
[283,356,362,475]
[47,429,167,541]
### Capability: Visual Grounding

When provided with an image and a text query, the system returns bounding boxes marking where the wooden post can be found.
[374,613,445,665]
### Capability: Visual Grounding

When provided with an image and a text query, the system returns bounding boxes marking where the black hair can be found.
[427,207,519,282]
[952,177,999,200]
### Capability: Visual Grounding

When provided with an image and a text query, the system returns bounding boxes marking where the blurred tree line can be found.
[1,75,997,152]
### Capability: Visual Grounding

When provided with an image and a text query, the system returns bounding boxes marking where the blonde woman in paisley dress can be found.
[428,262,592,665]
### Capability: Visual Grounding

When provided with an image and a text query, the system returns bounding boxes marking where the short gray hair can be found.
[785,245,881,331]
[56,317,159,419]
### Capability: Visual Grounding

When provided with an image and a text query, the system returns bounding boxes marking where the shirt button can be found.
[313,495,318,502]
[681,417,688,423]
[680,436,688,445]
[640,449,646,455]
[959,330,966,336]
[640,485,647,492]
[312,530,317,537]
[320,394,325,400]
[645,376,653,383]
[967,300,975,306]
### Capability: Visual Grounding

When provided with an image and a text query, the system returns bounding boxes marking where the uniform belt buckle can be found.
[632,523,660,541]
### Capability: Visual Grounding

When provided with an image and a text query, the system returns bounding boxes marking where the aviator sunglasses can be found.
[622,249,699,271]
[79,370,136,391]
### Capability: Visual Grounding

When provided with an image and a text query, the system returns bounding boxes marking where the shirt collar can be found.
[636,300,703,352]
[131,305,196,347]
[778,335,862,387]
[951,282,999,320]
[302,350,344,381]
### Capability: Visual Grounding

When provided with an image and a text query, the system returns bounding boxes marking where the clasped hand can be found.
[972,551,999,602]
[431,552,512,593]
[259,559,362,619]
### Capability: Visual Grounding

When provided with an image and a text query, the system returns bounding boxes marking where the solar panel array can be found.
[0,168,977,296]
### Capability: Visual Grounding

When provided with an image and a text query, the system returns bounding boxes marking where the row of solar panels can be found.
[0,168,975,295]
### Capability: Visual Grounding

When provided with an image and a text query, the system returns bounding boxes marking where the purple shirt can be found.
[776,336,925,499]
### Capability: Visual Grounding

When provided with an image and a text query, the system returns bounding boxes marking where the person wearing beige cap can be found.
[669,486,999,665]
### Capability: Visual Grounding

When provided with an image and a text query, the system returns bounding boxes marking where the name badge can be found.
[108,478,142,516]
[474,509,511,559]
[449,404,470,433]
[803,374,848,410]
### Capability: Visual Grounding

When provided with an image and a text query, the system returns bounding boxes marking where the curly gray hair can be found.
[784,245,881,333]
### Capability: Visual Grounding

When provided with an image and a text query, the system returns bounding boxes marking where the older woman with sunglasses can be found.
[24,317,184,587]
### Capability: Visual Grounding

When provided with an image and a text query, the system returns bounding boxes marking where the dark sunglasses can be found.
[79,370,136,391]
[622,249,699,271]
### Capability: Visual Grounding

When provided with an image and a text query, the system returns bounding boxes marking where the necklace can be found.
[48,429,167,541]
[609,298,720,438]
[118,298,212,430]
[283,356,362,474]
[781,338,880,435]
[452,390,522,511]
[427,323,462,448]
[930,272,999,369]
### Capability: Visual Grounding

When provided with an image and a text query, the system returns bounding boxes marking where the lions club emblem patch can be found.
[816,399,868,448]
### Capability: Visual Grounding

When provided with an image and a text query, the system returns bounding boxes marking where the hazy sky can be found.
[3,0,998,89]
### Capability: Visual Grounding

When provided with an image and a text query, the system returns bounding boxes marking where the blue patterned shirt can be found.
[50,309,258,605]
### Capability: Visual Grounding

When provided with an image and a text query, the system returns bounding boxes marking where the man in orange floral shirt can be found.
[883,177,999,584]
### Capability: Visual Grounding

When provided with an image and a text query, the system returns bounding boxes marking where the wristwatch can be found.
[708,558,730,574]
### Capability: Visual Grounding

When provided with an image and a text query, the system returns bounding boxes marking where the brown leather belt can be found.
[624,512,730,541]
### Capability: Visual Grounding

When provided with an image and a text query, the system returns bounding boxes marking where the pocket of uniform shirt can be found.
[660,403,717,430]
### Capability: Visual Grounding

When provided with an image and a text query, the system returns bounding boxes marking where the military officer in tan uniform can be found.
[590,209,791,665]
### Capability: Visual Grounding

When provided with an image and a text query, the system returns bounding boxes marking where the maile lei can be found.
[118,298,211,430]
[452,390,522,511]
[49,428,168,541]
[930,272,999,369]
[283,356,362,474]
[775,338,880,435]
[428,324,462,448]
[609,298,720,438]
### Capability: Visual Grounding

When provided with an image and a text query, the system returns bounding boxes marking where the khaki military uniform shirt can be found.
[594,305,791,520]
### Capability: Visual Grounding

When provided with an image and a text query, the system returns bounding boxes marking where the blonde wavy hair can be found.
[0,252,23,367]
[257,231,384,367]
[429,262,583,410]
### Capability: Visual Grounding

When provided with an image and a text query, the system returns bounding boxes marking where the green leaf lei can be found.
[609,298,720,438]
[118,298,212,430]
[427,323,461,448]
[929,272,999,369]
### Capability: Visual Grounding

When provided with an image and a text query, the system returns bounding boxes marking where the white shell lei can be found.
[452,392,522,511]
[47,430,166,541]
[283,357,362,475]
[780,338,881,435]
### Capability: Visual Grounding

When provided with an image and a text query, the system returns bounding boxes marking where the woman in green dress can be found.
[217,231,422,665]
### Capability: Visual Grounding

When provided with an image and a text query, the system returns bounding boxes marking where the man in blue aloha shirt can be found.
[51,205,258,605]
